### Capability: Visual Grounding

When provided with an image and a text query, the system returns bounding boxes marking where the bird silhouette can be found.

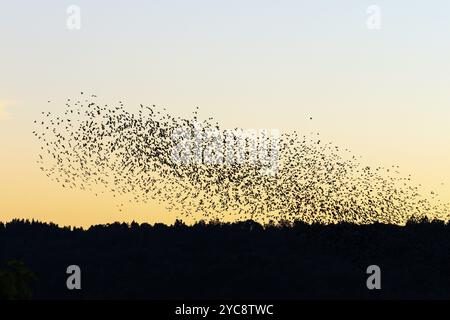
[32,93,450,225]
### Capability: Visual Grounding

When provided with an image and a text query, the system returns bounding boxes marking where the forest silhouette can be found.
[1,218,449,299]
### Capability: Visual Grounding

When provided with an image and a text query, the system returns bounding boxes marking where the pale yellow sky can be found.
[0,101,10,120]
[1,1,449,227]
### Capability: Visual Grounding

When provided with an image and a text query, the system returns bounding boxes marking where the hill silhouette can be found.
[1,219,449,299]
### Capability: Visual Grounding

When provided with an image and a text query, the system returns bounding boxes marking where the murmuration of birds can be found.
[33,94,450,225]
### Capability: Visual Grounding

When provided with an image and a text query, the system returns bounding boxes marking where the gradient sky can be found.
[1,0,449,227]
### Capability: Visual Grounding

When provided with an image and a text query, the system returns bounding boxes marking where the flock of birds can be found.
[33,94,450,225]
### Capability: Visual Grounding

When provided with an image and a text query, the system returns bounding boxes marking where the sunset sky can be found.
[1,1,449,227]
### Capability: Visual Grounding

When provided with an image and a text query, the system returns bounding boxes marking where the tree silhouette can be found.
[0,260,36,300]
[0,219,449,299]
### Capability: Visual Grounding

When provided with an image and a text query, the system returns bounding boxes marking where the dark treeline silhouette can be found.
[0,260,36,300]
[1,218,449,299]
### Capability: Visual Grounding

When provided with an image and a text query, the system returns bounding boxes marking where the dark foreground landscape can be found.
[1,219,450,299]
